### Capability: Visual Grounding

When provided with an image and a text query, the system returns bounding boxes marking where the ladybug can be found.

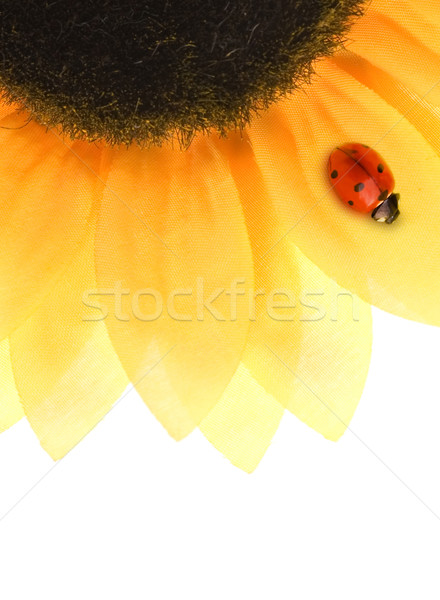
[328,143,400,223]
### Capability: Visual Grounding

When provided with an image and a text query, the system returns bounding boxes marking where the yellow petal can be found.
[9,224,129,459]
[0,339,24,433]
[284,247,372,438]
[246,58,440,326]
[0,97,19,120]
[214,134,372,445]
[330,50,440,159]
[95,137,253,439]
[199,364,284,473]
[349,0,440,106]
[0,105,101,339]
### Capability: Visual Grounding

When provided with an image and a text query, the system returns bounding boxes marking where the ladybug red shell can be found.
[328,143,399,220]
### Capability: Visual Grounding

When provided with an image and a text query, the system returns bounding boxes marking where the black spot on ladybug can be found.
[331,170,338,179]
[378,189,388,202]
[362,144,369,148]
[354,183,365,192]
[348,200,354,206]
[377,164,384,173]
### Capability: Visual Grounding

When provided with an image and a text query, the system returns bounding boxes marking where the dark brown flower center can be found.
[0,0,366,146]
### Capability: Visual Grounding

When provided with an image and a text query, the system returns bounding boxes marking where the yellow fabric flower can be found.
[0,0,439,471]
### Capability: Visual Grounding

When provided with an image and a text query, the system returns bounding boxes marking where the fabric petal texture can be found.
[0,339,24,433]
[0,111,103,340]
[200,364,285,473]
[95,138,254,440]
[214,134,371,442]
[247,56,440,326]
[9,222,130,459]
[348,0,440,106]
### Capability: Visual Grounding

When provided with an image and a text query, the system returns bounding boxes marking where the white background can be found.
[0,307,439,600]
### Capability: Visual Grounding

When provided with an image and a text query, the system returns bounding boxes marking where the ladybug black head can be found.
[371,193,400,224]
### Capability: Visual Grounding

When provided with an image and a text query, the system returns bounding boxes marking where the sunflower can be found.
[0,0,439,472]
